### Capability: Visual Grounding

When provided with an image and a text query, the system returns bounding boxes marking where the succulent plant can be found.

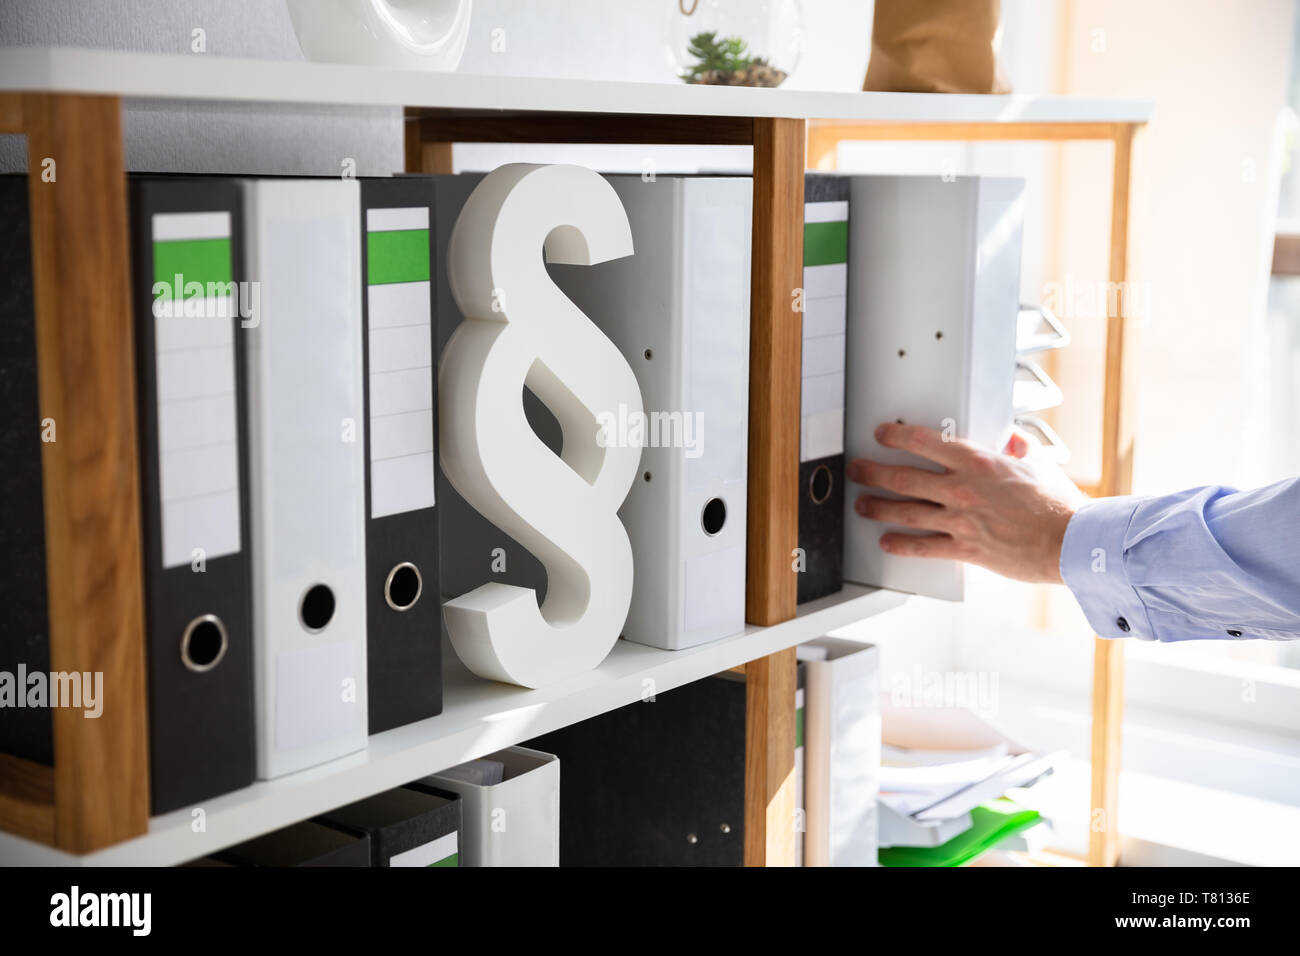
[680,31,754,82]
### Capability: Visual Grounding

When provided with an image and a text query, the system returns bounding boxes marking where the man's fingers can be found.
[878,531,966,561]
[855,494,950,532]
[847,458,953,504]
[874,422,975,469]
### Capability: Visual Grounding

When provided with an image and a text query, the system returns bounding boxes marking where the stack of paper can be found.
[877,702,1061,863]
[879,799,1044,868]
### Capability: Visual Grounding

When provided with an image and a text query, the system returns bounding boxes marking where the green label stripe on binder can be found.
[803,220,847,267]
[367,229,430,285]
[429,853,458,867]
[153,238,233,299]
[796,706,805,748]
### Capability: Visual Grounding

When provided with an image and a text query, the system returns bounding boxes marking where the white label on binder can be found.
[369,367,432,418]
[805,200,848,223]
[802,262,847,299]
[801,371,845,417]
[151,211,241,568]
[801,408,845,463]
[390,831,458,867]
[802,333,846,379]
[367,206,435,519]
[683,544,746,632]
[153,211,230,241]
[801,201,848,463]
[274,641,359,752]
[803,294,847,339]
[686,205,747,488]
[367,206,428,232]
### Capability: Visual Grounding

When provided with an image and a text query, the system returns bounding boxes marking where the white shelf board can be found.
[0,46,1153,125]
[0,583,904,866]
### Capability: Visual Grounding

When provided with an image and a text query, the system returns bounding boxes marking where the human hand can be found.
[846,422,1087,584]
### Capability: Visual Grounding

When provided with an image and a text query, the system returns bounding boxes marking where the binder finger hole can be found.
[384,562,423,612]
[701,497,727,536]
[180,614,228,673]
[809,463,833,505]
[300,584,336,632]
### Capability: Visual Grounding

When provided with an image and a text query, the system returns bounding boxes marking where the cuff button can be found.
[1116,616,1131,633]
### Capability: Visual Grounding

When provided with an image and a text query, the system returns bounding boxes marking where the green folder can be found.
[878,799,1042,867]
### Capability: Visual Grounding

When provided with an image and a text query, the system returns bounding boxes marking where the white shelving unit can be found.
[0,585,904,866]
[0,46,1152,122]
[0,46,1151,866]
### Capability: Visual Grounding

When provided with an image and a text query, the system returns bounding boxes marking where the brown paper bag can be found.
[864,0,1012,94]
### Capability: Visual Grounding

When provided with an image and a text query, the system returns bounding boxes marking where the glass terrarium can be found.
[666,0,804,88]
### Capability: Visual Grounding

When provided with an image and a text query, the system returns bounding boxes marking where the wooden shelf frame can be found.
[0,96,817,866]
[808,117,1145,868]
[0,92,149,855]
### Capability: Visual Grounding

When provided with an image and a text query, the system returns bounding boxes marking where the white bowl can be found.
[287,0,473,71]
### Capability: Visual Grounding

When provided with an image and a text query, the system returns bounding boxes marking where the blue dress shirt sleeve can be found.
[1058,478,1300,642]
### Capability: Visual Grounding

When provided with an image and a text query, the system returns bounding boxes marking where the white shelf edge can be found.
[0,584,905,867]
[0,47,1154,125]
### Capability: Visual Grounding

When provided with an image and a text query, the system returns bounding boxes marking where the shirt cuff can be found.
[1059,496,1152,640]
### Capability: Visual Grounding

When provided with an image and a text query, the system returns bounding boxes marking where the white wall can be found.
[1034,0,1298,676]
[0,0,402,175]
[1051,0,1295,495]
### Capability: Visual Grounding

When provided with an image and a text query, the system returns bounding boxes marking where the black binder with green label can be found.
[360,177,443,733]
[130,176,256,814]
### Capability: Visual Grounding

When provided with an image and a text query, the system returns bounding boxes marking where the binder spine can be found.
[423,746,560,866]
[843,176,1024,601]
[0,175,53,766]
[361,180,442,734]
[678,178,751,646]
[804,638,880,867]
[132,178,255,813]
[968,178,1026,448]
[799,176,849,604]
[546,175,752,650]
[319,785,463,867]
[526,675,748,865]
[242,178,368,779]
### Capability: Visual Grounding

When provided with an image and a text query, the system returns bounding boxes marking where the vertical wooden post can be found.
[404,114,454,174]
[744,646,798,866]
[1089,123,1137,868]
[747,117,804,627]
[22,93,149,851]
[742,117,804,866]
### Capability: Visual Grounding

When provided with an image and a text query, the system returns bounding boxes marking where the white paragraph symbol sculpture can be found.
[440,164,644,687]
